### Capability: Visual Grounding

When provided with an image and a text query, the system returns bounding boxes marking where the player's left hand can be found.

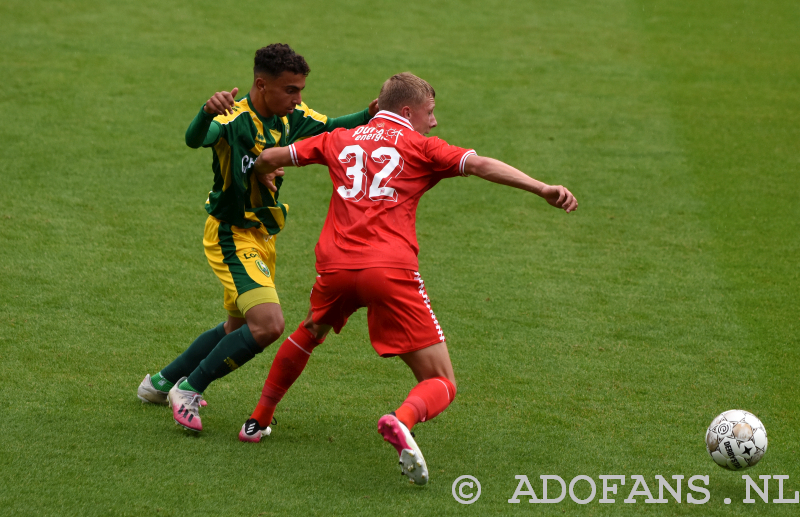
[541,185,578,213]
[368,99,379,117]
[204,87,239,116]
[257,168,285,193]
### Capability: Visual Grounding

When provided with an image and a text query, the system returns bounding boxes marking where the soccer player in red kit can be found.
[240,73,577,485]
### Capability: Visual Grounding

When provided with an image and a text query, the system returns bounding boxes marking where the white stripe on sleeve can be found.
[459,150,477,176]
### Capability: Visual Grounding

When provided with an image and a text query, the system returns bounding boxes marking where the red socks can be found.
[251,324,455,432]
[251,323,323,428]
[394,376,456,430]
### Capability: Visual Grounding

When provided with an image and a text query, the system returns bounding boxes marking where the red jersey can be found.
[289,110,475,271]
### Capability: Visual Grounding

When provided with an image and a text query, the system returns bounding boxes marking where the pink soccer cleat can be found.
[238,418,272,443]
[138,374,207,407]
[378,414,429,485]
[168,379,204,432]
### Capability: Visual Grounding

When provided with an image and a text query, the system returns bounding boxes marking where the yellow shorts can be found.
[203,216,280,318]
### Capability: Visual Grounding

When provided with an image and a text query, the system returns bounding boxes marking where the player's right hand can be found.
[257,168,285,193]
[541,185,578,213]
[204,87,239,116]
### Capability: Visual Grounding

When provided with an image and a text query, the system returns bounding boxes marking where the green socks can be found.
[157,323,227,386]
[152,324,265,395]
[185,325,263,393]
[149,372,174,392]
[178,379,201,393]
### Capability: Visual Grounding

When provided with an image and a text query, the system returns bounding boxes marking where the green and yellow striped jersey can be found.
[203,94,370,233]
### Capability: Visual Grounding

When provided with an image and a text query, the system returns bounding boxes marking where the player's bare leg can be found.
[224,314,246,334]
[241,308,331,442]
[300,307,333,341]
[398,342,456,386]
[242,302,285,347]
[378,341,457,485]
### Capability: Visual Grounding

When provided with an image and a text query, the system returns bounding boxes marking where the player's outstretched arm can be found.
[463,155,578,213]
[254,147,294,192]
[323,98,379,132]
[185,88,239,149]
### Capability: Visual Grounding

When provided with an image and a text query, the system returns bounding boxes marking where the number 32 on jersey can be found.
[337,145,404,202]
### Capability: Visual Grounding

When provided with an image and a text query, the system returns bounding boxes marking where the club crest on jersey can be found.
[376,122,384,128]
[255,259,271,277]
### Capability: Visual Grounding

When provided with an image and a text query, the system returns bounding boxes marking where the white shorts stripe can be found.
[414,271,445,342]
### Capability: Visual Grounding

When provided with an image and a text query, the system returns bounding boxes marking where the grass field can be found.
[1,0,798,515]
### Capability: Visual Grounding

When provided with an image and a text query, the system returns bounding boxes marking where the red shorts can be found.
[310,268,445,357]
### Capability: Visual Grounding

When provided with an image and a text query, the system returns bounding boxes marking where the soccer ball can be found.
[705,409,767,470]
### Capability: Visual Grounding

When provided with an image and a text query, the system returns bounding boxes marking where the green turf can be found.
[1,0,798,515]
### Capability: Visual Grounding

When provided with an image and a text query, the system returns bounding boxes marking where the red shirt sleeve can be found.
[423,137,476,178]
[288,131,331,167]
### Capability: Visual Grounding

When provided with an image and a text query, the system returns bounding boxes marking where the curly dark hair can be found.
[254,44,310,77]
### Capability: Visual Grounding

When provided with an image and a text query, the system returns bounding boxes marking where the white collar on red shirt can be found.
[373,110,414,131]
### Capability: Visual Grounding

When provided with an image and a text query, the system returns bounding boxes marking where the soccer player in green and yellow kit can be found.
[137,44,378,433]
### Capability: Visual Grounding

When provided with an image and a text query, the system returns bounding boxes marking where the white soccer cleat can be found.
[378,414,429,486]
[168,378,204,432]
[137,374,169,405]
[139,374,206,407]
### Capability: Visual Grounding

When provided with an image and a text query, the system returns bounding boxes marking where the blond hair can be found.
[378,72,436,114]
